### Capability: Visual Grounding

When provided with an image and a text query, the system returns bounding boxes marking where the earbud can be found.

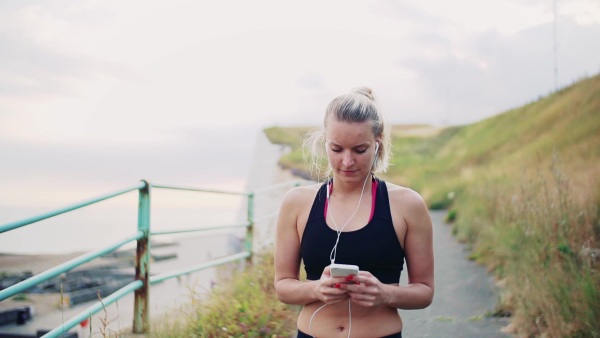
[372,142,380,168]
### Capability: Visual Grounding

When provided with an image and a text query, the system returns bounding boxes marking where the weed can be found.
[445,209,457,223]
[433,316,455,323]
[93,291,119,337]
[12,293,28,301]
[149,250,298,337]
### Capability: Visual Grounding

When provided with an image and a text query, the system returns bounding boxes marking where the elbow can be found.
[274,280,293,305]
[274,287,287,303]
[406,296,433,310]
[420,286,434,309]
[275,289,299,306]
[274,280,284,302]
[421,295,433,308]
[406,284,434,310]
[275,278,315,306]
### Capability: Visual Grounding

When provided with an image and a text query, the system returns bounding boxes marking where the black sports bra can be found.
[300,178,405,284]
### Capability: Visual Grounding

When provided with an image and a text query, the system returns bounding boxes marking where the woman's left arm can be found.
[386,187,434,309]
[345,187,434,309]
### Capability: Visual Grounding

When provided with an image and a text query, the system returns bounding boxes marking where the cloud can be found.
[296,73,327,90]
[0,35,136,99]
[0,4,141,100]
[386,10,600,125]
[0,126,256,193]
[0,0,599,197]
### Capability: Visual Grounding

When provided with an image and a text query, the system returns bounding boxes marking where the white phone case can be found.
[330,263,359,277]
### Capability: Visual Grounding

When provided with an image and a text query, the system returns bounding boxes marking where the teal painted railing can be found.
[0,179,308,337]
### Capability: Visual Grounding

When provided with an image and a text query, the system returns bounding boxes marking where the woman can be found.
[274,87,434,338]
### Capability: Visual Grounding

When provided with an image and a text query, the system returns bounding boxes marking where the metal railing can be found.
[0,179,308,337]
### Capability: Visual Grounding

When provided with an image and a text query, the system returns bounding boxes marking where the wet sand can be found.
[0,252,98,274]
[0,252,134,315]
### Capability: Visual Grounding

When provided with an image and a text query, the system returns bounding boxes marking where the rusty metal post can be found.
[133,180,151,333]
[244,192,254,264]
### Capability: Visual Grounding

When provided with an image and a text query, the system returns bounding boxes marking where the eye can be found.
[331,147,342,153]
[354,147,367,154]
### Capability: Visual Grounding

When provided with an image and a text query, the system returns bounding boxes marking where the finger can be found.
[357,270,374,278]
[334,276,351,283]
[343,275,363,286]
[323,289,350,302]
[323,283,349,294]
[323,265,333,277]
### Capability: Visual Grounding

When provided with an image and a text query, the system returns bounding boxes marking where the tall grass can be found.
[462,155,600,337]
[148,250,299,337]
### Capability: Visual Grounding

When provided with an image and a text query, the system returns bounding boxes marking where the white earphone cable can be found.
[328,171,371,264]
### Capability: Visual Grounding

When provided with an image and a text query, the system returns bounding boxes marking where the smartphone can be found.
[330,263,359,278]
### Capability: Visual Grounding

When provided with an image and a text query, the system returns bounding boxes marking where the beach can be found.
[0,252,87,275]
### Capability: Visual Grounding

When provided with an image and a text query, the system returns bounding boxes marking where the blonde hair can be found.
[303,87,392,180]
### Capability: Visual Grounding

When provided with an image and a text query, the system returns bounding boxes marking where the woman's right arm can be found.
[274,186,350,305]
[274,187,321,305]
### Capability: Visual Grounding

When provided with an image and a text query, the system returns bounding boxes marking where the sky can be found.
[1,0,600,212]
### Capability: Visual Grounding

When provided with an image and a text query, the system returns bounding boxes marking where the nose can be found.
[342,151,354,168]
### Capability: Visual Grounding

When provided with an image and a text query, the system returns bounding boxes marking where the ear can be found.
[375,138,383,152]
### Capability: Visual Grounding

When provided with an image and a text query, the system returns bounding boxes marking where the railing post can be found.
[245,192,254,264]
[133,180,151,333]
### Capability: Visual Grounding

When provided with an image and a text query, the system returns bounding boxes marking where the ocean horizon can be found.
[0,130,298,256]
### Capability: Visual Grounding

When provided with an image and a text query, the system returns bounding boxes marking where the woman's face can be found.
[325,116,379,183]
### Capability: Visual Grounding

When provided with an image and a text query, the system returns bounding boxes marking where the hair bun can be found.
[352,86,375,101]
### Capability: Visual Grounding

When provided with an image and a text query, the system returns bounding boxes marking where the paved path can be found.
[399,210,511,337]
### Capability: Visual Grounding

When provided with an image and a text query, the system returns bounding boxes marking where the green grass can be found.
[147,250,299,337]
[12,293,28,301]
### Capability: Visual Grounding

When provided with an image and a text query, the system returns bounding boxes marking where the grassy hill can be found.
[264,74,600,337]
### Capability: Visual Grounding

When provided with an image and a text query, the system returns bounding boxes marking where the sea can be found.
[0,129,298,255]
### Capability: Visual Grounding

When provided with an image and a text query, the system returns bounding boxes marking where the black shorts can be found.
[297,329,402,338]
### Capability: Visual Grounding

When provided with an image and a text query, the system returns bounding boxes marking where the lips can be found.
[340,169,358,175]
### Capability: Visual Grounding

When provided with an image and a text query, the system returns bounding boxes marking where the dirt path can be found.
[399,210,511,337]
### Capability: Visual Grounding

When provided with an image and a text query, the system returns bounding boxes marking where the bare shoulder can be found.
[277,183,322,233]
[385,181,431,230]
[280,183,321,209]
[385,182,427,209]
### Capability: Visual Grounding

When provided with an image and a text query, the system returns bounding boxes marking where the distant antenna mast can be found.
[553,0,558,91]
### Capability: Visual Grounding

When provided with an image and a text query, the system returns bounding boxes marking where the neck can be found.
[330,173,372,196]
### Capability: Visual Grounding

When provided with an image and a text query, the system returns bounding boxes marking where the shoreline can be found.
[0,252,86,275]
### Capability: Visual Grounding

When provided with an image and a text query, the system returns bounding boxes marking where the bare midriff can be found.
[297,293,403,338]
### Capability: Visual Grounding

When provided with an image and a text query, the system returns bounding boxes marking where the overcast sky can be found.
[1,0,599,209]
